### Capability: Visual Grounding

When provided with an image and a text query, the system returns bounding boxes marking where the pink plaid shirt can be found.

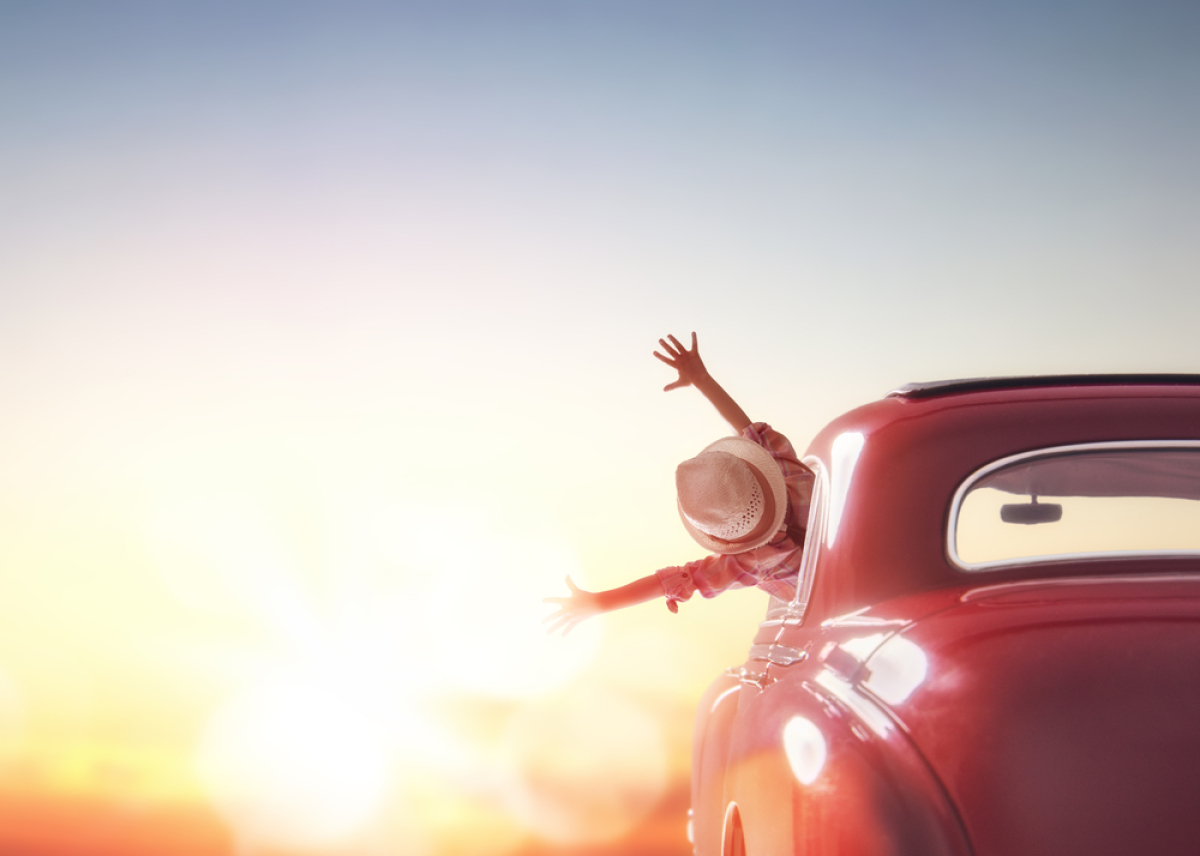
[656,423,814,608]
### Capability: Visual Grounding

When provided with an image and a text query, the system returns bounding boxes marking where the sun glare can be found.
[143,482,611,850]
[0,669,23,756]
[195,673,393,850]
[425,524,602,698]
[147,489,318,644]
[321,498,604,698]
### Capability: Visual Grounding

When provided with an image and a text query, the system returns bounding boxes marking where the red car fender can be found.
[691,672,743,856]
[719,676,972,856]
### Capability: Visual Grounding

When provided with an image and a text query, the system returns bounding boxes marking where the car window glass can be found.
[952,444,1200,570]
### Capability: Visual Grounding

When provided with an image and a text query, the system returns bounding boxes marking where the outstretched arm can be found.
[654,332,751,433]
[543,574,664,636]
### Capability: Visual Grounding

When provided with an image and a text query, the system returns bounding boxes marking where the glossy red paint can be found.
[691,381,1200,856]
[901,576,1200,856]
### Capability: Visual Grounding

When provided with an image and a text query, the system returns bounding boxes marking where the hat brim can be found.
[678,435,789,555]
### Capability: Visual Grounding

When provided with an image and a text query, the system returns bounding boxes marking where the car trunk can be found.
[890,575,1200,856]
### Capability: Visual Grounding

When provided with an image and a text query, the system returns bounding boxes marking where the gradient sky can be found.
[2,1,1199,853]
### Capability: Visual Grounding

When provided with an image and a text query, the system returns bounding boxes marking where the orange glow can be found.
[0,470,731,855]
[195,674,393,850]
[498,689,669,844]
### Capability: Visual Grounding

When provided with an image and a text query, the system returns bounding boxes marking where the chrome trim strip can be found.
[748,643,774,661]
[788,455,828,625]
[766,644,808,666]
[748,640,808,666]
[947,440,1200,573]
[725,666,773,689]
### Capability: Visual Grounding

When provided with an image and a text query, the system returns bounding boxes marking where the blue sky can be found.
[4,0,1199,555]
[5,2,1197,391]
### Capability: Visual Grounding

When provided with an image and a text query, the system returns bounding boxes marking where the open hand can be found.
[543,576,601,636]
[654,332,710,392]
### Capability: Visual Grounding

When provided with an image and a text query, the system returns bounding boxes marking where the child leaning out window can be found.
[544,333,814,635]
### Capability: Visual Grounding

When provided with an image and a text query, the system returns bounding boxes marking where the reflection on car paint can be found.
[826,431,864,548]
[862,635,928,705]
[838,632,889,661]
[814,670,894,738]
[709,685,739,715]
[782,716,827,785]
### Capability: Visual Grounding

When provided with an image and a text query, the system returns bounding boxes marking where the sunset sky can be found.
[2,2,1199,854]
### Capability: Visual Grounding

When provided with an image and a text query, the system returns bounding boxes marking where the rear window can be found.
[950,442,1200,571]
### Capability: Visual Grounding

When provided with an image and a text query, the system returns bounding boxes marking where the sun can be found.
[195,672,393,851]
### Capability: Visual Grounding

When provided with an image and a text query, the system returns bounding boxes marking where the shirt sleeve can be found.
[744,421,814,529]
[656,551,762,605]
[656,421,813,611]
[743,422,800,465]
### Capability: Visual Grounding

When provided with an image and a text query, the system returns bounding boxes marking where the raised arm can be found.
[654,332,751,433]
[543,574,665,635]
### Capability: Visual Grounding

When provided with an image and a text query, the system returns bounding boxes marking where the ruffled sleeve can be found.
[745,421,813,535]
[743,422,800,463]
[656,552,763,610]
[656,422,811,612]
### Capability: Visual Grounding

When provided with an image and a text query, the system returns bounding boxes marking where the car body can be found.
[691,376,1200,856]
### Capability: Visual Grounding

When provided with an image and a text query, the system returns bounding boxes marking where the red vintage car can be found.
[691,376,1200,856]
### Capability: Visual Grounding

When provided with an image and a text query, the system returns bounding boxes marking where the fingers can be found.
[544,577,588,635]
[657,333,697,358]
[657,333,698,390]
[542,604,571,634]
[544,612,581,636]
[690,331,698,352]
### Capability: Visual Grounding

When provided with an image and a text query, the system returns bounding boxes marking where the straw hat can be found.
[676,436,788,554]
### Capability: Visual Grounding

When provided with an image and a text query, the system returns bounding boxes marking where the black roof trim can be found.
[889,374,1200,400]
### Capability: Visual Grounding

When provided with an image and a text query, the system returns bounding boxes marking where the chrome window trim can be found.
[759,455,828,627]
[948,440,1200,572]
[793,455,828,621]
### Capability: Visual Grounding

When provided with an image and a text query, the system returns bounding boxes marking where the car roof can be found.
[890,374,1200,400]
[802,376,1200,619]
